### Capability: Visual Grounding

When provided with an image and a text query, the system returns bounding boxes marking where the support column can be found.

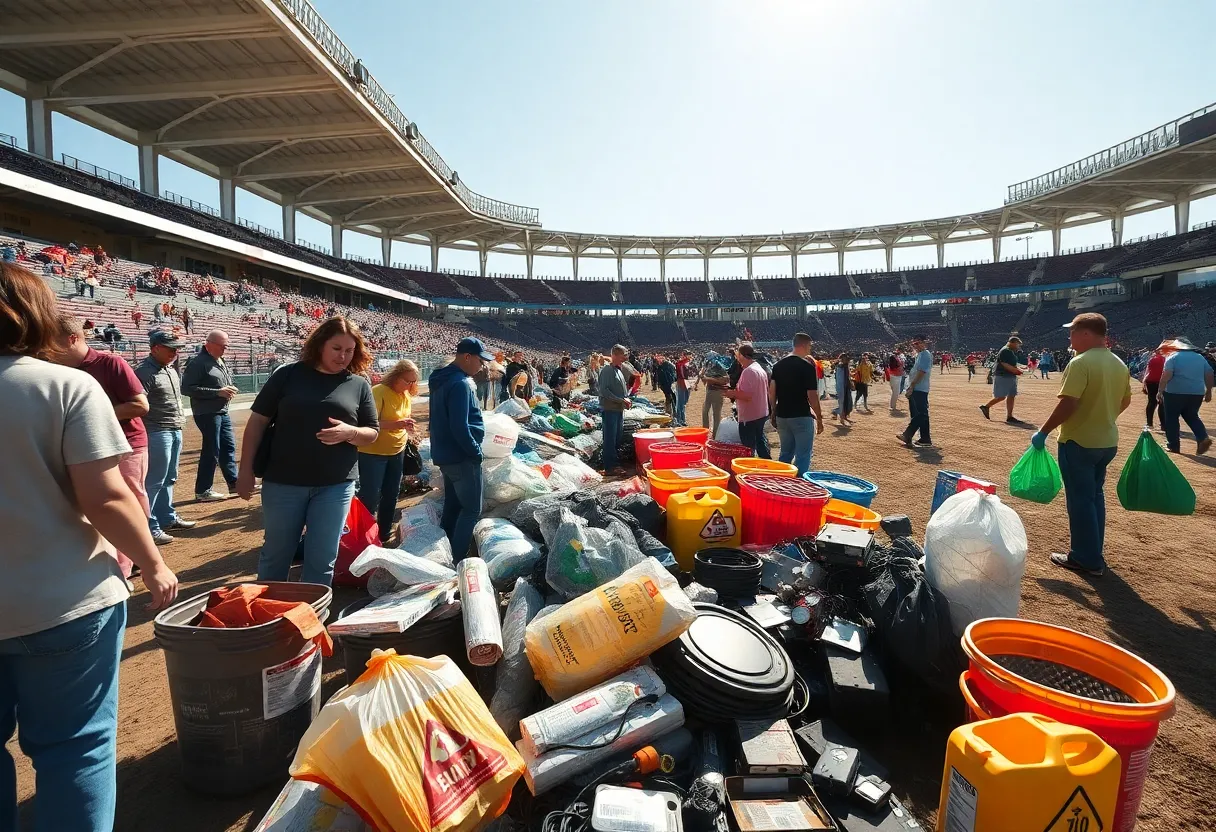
[615,255,624,302]
[703,252,712,303]
[25,98,53,159]
[884,244,894,273]
[282,202,296,243]
[1051,226,1062,257]
[936,240,945,268]
[478,243,489,278]
[525,249,534,280]
[571,252,579,281]
[331,224,344,258]
[1111,211,1124,247]
[219,177,236,222]
[790,251,798,279]
[991,232,1001,263]
[138,144,159,196]
[836,248,845,276]
[1175,197,1191,236]
[429,236,440,272]
[381,232,392,267]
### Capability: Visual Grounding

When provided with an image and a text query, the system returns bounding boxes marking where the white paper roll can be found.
[458,557,503,666]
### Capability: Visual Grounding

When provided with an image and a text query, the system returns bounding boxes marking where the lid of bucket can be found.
[739,474,831,499]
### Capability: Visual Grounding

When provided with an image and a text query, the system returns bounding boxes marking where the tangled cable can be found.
[693,548,763,598]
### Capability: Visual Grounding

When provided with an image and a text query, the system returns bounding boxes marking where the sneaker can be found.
[151,531,175,545]
[1006,417,1023,425]
[914,440,934,447]
[1049,552,1103,577]
[1199,437,1213,455]
[895,433,913,447]
[195,489,229,502]
[166,518,197,530]
[230,482,262,494]
[979,405,991,420]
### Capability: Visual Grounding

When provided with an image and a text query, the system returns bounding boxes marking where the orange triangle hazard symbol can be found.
[700,509,736,540]
[1043,786,1105,832]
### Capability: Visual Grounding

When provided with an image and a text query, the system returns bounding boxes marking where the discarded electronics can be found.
[592,785,684,832]
[724,776,838,832]
[812,525,874,569]
[735,718,807,775]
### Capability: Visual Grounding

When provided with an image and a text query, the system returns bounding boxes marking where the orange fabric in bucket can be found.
[198,584,333,657]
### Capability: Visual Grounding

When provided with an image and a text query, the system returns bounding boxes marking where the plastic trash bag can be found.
[924,489,1027,636]
[715,418,741,444]
[399,502,441,536]
[568,431,602,459]
[524,558,698,700]
[484,456,552,508]
[289,650,523,832]
[399,524,455,566]
[1008,445,1063,504]
[548,453,603,489]
[482,413,522,459]
[494,398,532,421]
[489,579,545,738]
[474,518,545,590]
[350,544,456,585]
[538,506,647,599]
[1117,428,1197,515]
[552,413,582,438]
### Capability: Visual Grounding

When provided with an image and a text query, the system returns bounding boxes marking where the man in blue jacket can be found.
[429,337,492,560]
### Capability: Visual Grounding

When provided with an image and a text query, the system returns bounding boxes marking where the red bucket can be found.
[633,430,674,466]
[706,440,752,472]
[648,442,705,469]
[737,474,830,547]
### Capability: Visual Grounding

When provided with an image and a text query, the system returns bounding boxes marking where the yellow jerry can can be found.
[666,486,742,572]
[937,713,1120,832]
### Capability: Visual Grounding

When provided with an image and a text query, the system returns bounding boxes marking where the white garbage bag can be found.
[924,489,1028,635]
[482,412,522,459]
[474,518,545,590]
[714,418,741,444]
[484,455,551,508]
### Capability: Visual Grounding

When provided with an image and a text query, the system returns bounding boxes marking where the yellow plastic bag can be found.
[524,558,696,700]
[289,650,523,832]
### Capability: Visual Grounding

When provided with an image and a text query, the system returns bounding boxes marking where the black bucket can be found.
[335,595,467,686]
[153,581,332,795]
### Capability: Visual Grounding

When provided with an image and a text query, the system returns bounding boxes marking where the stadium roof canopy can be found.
[1,0,1215,269]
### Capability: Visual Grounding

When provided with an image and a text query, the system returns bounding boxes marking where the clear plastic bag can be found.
[538,506,646,599]
[489,579,545,738]
[399,502,441,536]
[548,453,603,489]
[289,650,523,832]
[473,518,544,591]
[493,398,532,421]
[924,489,1028,636]
[350,544,456,585]
[714,418,741,444]
[484,456,552,508]
[482,413,522,459]
[399,524,455,566]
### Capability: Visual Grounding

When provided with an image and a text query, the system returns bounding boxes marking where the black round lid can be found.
[658,603,792,692]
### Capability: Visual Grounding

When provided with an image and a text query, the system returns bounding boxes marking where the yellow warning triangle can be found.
[1043,786,1105,832]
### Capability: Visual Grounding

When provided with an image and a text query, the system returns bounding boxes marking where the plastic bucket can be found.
[802,471,879,508]
[738,473,831,546]
[729,458,797,494]
[706,440,753,479]
[673,426,711,446]
[931,470,962,514]
[962,618,1176,832]
[633,429,674,466]
[822,498,882,531]
[644,462,730,508]
[153,582,332,794]
[334,596,467,686]
[649,441,706,468]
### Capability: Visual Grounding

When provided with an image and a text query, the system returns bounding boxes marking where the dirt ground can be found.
[11,370,1216,830]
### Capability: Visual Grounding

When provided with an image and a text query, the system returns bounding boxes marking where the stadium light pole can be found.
[1014,234,1033,259]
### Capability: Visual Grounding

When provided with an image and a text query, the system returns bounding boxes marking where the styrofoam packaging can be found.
[517,694,685,795]
[519,666,666,758]
[459,557,504,666]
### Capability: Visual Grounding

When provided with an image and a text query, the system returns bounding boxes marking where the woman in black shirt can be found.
[237,317,379,585]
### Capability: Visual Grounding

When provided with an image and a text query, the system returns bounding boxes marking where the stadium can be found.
[1,2,1215,831]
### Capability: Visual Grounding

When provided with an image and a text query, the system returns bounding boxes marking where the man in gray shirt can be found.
[136,329,194,543]
[182,329,240,501]
[597,344,631,475]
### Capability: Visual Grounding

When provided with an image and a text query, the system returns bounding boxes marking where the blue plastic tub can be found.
[802,471,879,508]
[931,470,962,514]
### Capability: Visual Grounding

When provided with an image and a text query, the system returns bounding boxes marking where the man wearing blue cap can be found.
[428,337,493,559]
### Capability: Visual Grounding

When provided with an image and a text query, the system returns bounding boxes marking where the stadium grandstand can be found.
[1,0,1216,367]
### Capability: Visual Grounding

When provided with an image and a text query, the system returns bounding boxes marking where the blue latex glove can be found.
[1030,431,1047,450]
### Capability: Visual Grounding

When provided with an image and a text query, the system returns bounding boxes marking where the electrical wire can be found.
[543,695,661,752]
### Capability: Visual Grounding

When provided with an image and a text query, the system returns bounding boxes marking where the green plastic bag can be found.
[532,403,555,418]
[1009,445,1063,504]
[1116,428,1196,515]
[552,413,582,438]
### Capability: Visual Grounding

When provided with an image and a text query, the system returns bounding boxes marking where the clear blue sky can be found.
[2,0,1215,277]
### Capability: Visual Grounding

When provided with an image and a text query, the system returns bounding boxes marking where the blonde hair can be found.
[382,358,419,393]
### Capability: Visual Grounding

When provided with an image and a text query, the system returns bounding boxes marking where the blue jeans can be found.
[902,391,931,443]
[776,416,815,476]
[601,409,624,470]
[1,603,126,832]
[738,417,771,459]
[358,451,404,542]
[1057,441,1118,571]
[192,412,238,494]
[675,387,689,426]
[144,428,183,534]
[258,480,356,585]
[439,460,483,561]
[1162,393,1208,451]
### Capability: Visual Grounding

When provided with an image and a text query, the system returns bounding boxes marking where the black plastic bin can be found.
[334,595,468,686]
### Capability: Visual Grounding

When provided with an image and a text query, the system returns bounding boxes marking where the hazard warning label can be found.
[1043,786,1104,832]
[699,509,737,541]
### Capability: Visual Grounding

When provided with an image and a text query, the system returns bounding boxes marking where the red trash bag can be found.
[334,498,379,587]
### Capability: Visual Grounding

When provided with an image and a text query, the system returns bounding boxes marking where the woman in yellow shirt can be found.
[854,354,874,413]
[357,359,419,542]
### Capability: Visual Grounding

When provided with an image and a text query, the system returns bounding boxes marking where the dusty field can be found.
[11,370,1216,830]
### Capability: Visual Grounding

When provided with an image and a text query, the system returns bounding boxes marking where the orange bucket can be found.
[962,618,1175,832]
[822,498,882,531]
[673,426,711,446]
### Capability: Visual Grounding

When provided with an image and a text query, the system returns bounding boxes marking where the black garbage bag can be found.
[615,493,665,537]
[862,538,965,695]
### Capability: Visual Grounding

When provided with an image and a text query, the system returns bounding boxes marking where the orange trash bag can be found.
[289,649,523,832]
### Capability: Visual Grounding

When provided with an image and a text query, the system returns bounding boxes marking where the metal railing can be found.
[274,0,539,226]
[238,217,282,239]
[163,190,219,216]
[295,238,332,256]
[61,154,136,190]
[1006,101,1216,204]
[1192,219,1216,231]
[0,133,18,149]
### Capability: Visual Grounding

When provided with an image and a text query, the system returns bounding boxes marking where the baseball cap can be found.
[147,329,185,349]
[456,336,495,361]
[1008,335,1023,344]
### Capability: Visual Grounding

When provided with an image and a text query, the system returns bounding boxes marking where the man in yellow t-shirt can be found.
[1030,314,1131,576]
